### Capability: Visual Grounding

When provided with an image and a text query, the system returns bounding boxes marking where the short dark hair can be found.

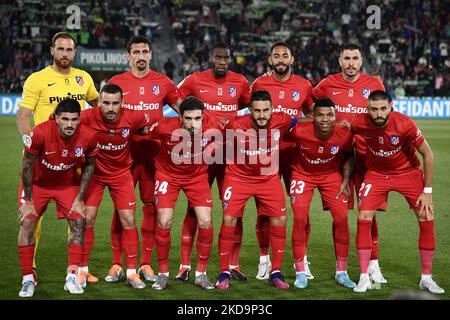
[270,42,292,55]
[51,32,76,47]
[340,43,361,55]
[368,90,389,102]
[126,36,152,53]
[211,42,230,54]
[54,98,81,115]
[100,83,123,98]
[250,90,272,105]
[179,96,204,115]
[314,97,335,109]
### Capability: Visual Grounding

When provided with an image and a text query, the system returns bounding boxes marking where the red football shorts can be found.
[84,174,136,210]
[358,168,424,211]
[221,174,286,218]
[131,160,156,203]
[289,172,348,209]
[17,182,82,220]
[154,172,212,209]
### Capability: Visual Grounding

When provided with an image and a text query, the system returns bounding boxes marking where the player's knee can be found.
[21,219,36,233]
[197,217,212,229]
[270,216,286,226]
[223,215,237,227]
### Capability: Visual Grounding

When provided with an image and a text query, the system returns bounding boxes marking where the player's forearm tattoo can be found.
[76,155,96,201]
[68,218,85,244]
[21,151,36,201]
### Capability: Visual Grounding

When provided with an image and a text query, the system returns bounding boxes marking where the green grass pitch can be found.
[0,117,448,300]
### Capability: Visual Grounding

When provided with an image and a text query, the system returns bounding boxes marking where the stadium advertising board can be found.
[73,49,129,72]
[1,95,449,118]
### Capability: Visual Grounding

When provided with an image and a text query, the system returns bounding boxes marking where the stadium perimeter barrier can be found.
[1,95,449,118]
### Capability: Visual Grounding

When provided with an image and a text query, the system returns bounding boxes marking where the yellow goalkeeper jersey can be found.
[20,66,99,125]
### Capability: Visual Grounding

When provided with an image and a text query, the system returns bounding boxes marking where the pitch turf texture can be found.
[0,117,448,300]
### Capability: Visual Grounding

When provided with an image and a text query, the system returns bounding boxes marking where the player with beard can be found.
[17,32,99,286]
[176,42,251,282]
[351,91,444,295]
[251,42,315,281]
[106,36,181,284]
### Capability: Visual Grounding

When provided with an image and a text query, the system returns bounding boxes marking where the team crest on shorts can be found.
[152,84,160,95]
[229,86,236,97]
[290,195,296,204]
[74,147,83,157]
[362,88,371,99]
[291,90,300,102]
[389,135,400,145]
[120,128,130,138]
[330,145,339,155]
[75,76,84,86]
[222,201,228,209]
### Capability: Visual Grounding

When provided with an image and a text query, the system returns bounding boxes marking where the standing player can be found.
[107,36,181,283]
[215,90,295,290]
[313,43,387,284]
[286,97,355,289]
[352,90,444,294]
[251,42,314,280]
[176,42,251,282]
[150,97,224,290]
[79,84,151,289]
[17,99,98,297]
[17,31,99,285]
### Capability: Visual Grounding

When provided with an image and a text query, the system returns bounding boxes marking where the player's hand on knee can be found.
[18,202,37,224]
[336,182,350,200]
[69,198,86,218]
[416,193,434,220]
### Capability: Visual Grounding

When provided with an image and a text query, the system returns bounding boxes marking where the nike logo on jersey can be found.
[300,146,310,150]
[281,208,286,212]
[332,91,341,95]
[47,83,56,86]
[123,92,131,95]
[128,202,136,206]
[277,250,285,253]
[200,89,208,93]
[45,151,57,155]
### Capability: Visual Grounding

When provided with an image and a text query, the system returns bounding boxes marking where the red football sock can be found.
[292,207,308,272]
[218,225,235,273]
[122,228,139,270]
[181,208,197,266]
[418,220,435,275]
[305,213,311,251]
[229,218,242,267]
[330,205,350,263]
[370,215,379,260]
[68,243,83,274]
[256,215,270,256]
[110,210,123,266]
[155,225,171,273]
[196,226,213,273]
[18,244,35,276]
[270,225,286,272]
[356,219,372,274]
[140,204,157,267]
[80,227,94,267]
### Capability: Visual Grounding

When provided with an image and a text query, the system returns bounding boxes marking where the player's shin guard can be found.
[80,227,94,267]
[370,215,379,260]
[140,204,157,266]
[292,207,308,272]
[418,220,435,275]
[181,208,197,266]
[270,225,286,272]
[68,243,83,274]
[122,228,139,270]
[196,226,213,273]
[229,218,243,267]
[356,219,372,274]
[155,225,171,274]
[218,225,235,273]
[110,210,123,266]
[18,244,35,276]
[331,205,350,271]
[256,215,270,256]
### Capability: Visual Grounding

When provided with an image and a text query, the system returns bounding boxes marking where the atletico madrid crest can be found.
[74,147,83,157]
[152,84,160,95]
[362,88,371,99]
[389,136,399,145]
[120,128,130,138]
[75,76,84,86]
[330,145,339,155]
[291,90,300,102]
[229,86,237,97]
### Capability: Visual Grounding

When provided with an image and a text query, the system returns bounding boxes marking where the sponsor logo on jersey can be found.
[152,84,160,95]
[75,76,84,86]
[229,86,236,97]
[389,135,399,145]
[41,158,76,171]
[291,90,300,102]
[74,147,83,157]
[330,145,339,155]
[120,128,130,138]
[97,141,128,151]
[49,93,87,104]
[362,88,370,99]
